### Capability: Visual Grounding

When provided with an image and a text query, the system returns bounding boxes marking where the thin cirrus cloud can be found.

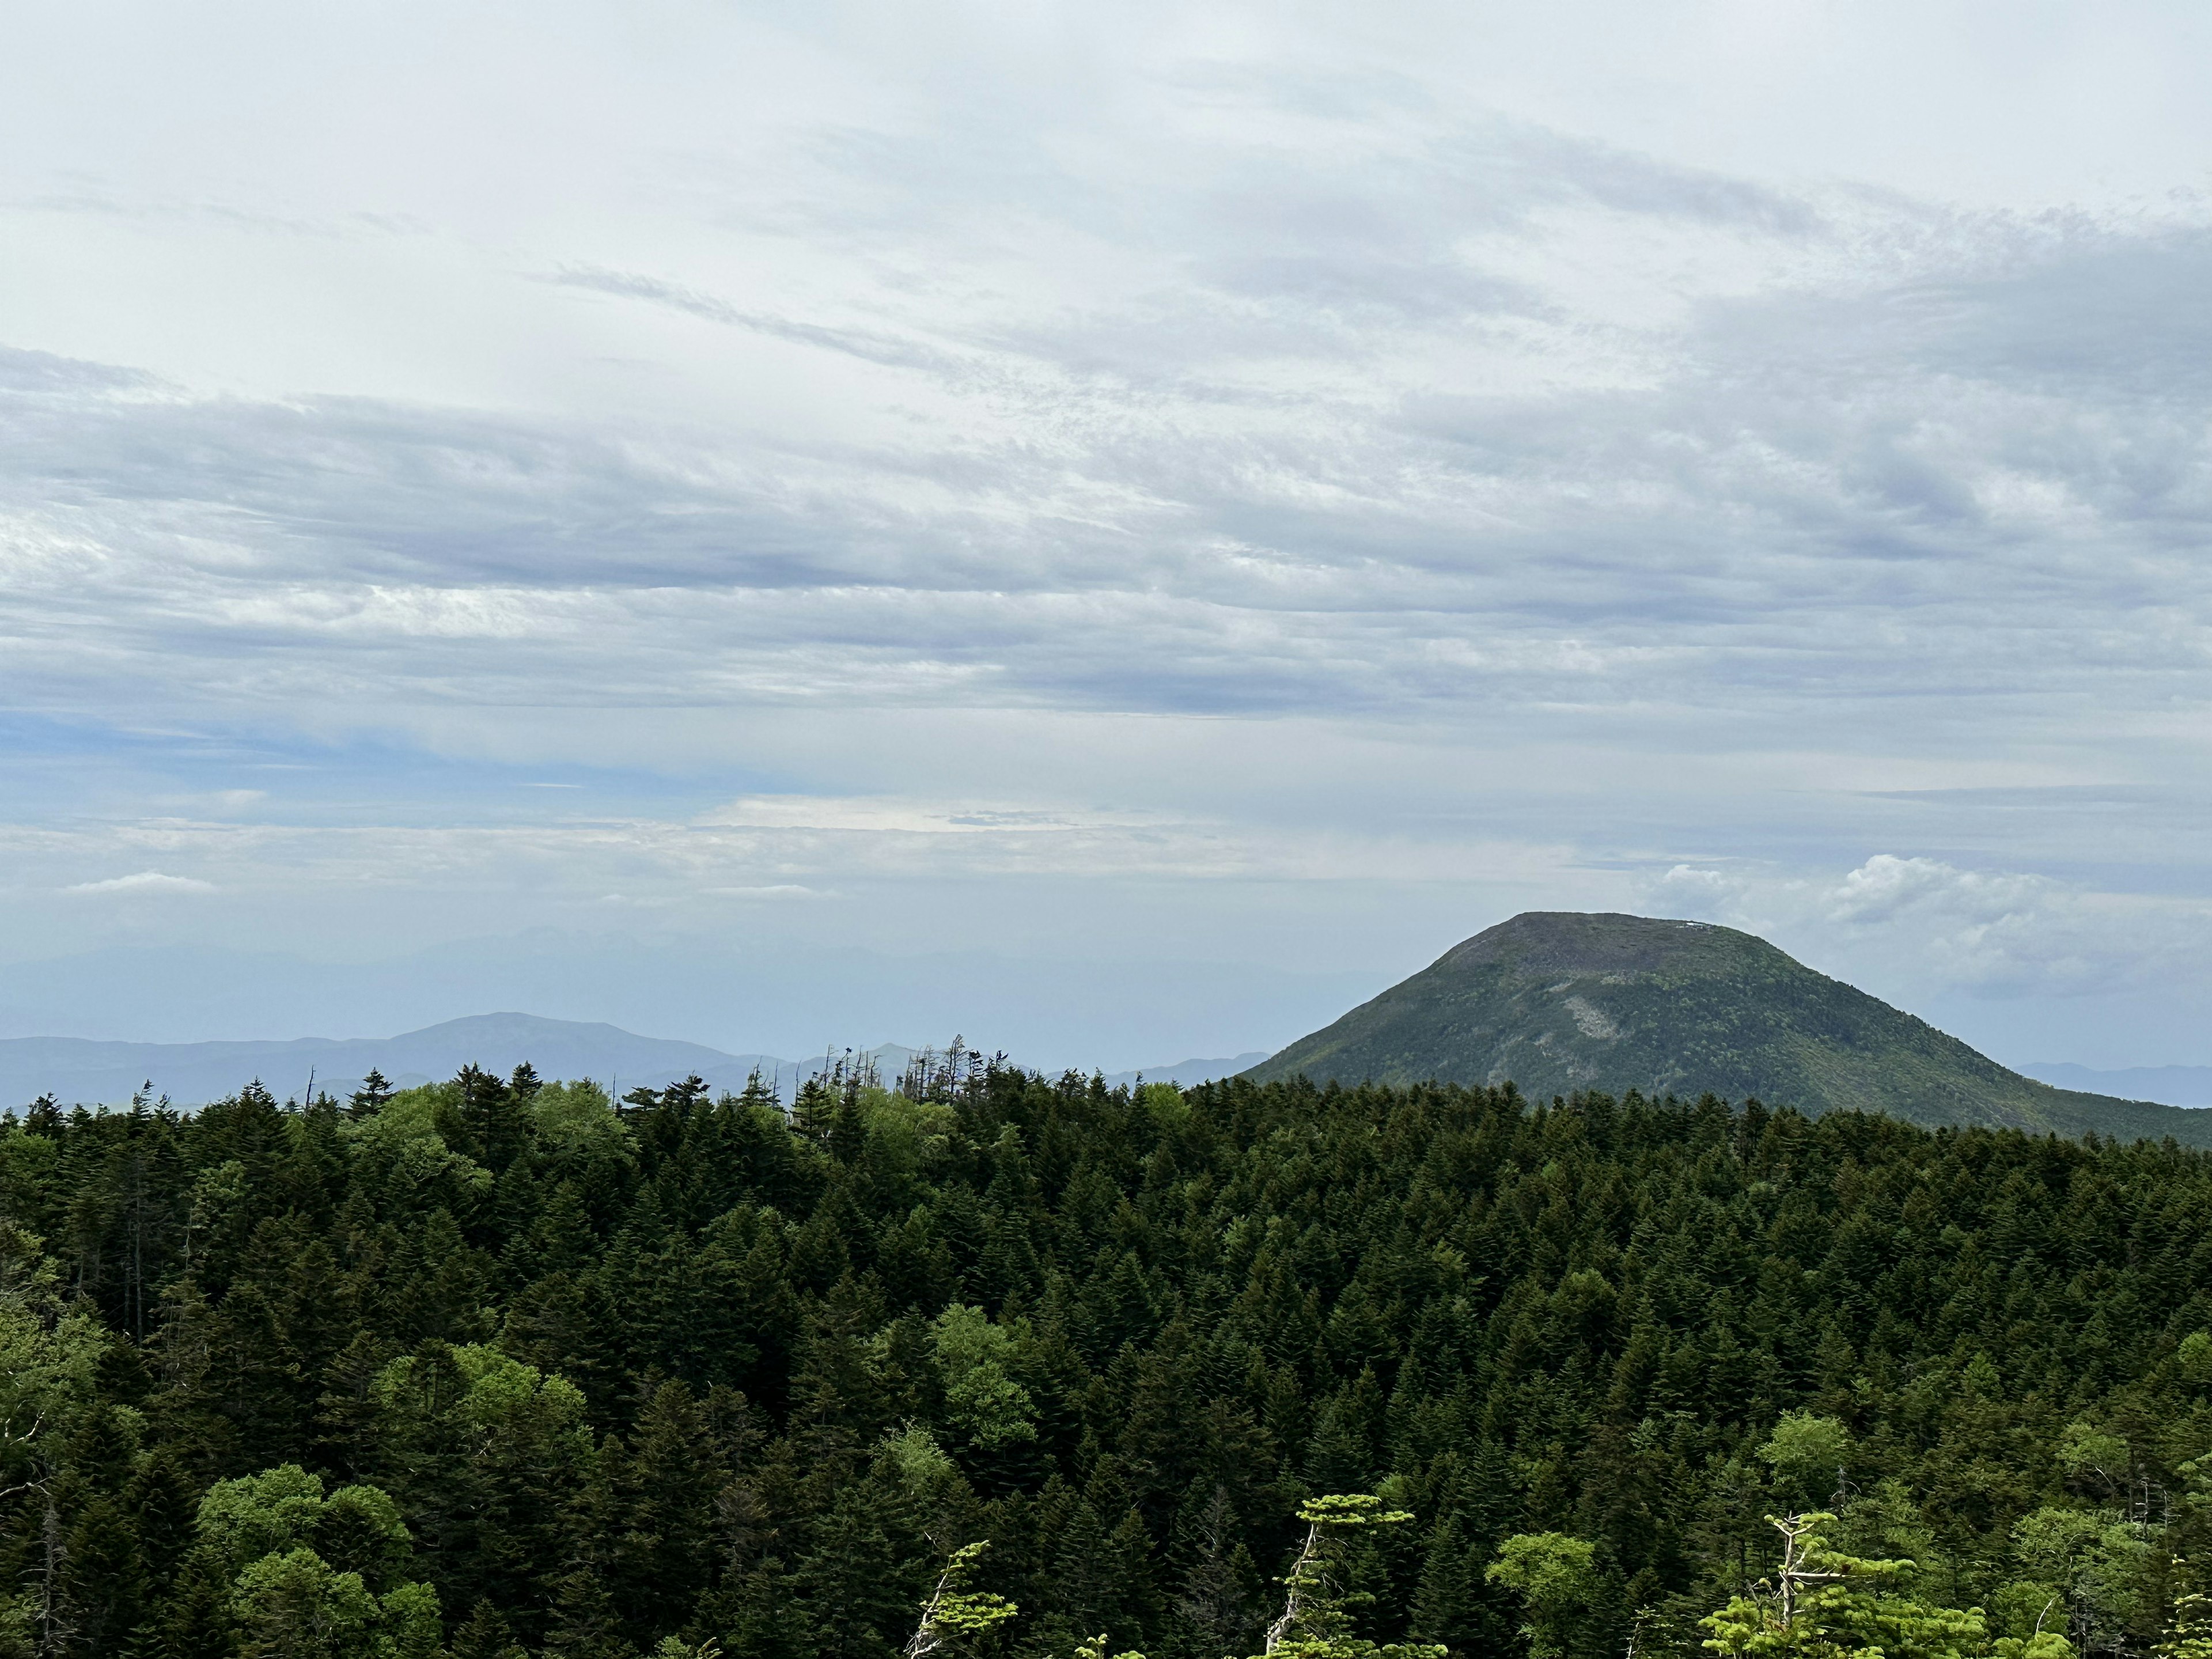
[1,2,2210,1063]
[6,209,2207,731]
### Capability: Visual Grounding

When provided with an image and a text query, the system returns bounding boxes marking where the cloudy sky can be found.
[4,0,2211,1070]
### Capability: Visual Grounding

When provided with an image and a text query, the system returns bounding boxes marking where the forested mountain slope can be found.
[1246,912,2212,1146]
[6,1061,2212,1659]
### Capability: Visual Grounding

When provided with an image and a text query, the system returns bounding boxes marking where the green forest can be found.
[7,1053,2212,1659]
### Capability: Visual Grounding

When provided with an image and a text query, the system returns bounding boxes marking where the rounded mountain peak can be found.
[1438,910,1785,978]
[1244,907,2209,1144]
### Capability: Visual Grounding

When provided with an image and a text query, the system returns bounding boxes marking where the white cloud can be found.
[700,796,1161,835]
[1650,854,2212,1004]
[4,3,2212,1062]
[63,870,215,896]
[1821,855,2047,928]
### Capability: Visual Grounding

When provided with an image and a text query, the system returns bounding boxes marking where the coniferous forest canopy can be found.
[8,1054,2212,1659]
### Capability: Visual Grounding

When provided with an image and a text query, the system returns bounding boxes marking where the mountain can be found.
[1099,1051,1272,1090]
[1244,911,2212,1146]
[0,1010,1259,1112]
[0,935,1380,1081]
[2017,1062,2212,1108]
[0,1013,798,1109]
[20,998,2212,1656]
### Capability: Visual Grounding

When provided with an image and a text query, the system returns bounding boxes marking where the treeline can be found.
[5,1054,2212,1659]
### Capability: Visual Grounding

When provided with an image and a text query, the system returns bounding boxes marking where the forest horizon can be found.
[7,1052,2212,1659]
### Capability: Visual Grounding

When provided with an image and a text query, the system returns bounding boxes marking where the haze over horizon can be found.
[6,2,2212,1073]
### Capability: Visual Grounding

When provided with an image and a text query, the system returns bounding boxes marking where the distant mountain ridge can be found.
[0,1015,1254,1111]
[2017,1062,2212,1108]
[1244,911,2212,1147]
[0,1014,868,1109]
[0,1014,741,1108]
[1098,1052,1272,1090]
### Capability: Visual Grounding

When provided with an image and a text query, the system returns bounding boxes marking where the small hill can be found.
[1244,911,2212,1146]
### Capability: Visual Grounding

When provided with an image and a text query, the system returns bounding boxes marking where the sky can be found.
[3,0,2211,1073]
